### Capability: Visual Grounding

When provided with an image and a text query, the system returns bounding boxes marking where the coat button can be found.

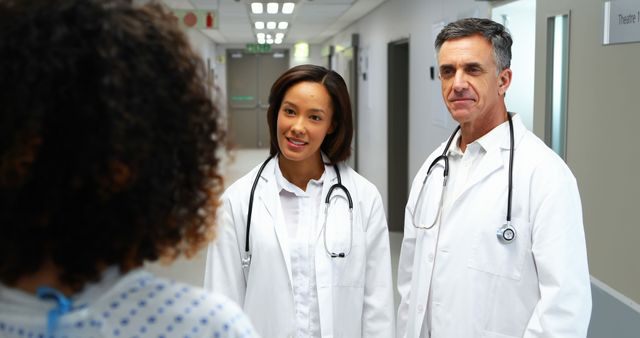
[417,305,425,313]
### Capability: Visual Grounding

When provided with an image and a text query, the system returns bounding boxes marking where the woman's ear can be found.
[327,119,336,135]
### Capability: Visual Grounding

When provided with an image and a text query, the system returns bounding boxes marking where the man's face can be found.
[437,34,511,128]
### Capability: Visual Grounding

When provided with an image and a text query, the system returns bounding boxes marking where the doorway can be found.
[491,0,536,131]
[227,49,289,149]
[387,39,409,232]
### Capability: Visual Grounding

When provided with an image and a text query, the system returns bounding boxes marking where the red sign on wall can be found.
[171,9,218,29]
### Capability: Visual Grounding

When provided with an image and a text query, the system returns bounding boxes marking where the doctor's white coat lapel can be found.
[256,159,293,284]
[448,115,526,208]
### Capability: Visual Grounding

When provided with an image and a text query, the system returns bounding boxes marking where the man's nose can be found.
[452,70,469,92]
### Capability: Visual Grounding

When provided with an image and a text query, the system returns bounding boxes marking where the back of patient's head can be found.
[0,0,223,291]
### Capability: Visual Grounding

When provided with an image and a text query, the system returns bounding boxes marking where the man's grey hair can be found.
[435,18,513,72]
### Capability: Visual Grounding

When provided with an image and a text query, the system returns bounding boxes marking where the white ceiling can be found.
[161,0,387,45]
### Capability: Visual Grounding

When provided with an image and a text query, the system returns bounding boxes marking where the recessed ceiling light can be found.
[257,33,265,39]
[255,21,265,29]
[277,21,288,29]
[275,33,284,39]
[282,3,294,14]
[258,38,266,44]
[266,2,278,14]
[251,3,263,14]
[266,21,276,29]
[267,38,274,44]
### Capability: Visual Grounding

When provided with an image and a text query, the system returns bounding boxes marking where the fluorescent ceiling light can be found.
[275,33,284,39]
[266,21,276,29]
[267,38,274,44]
[258,38,266,44]
[255,21,265,29]
[275,39,283,45]
[277,21,288,29]
[266,2,278,14]
[251,3,263,14]
[266,34,272,39]
[282,3,295,14]
[257,33,265,39]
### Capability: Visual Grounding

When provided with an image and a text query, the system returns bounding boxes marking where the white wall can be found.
[321,0,491,211]
[290,43,325,67]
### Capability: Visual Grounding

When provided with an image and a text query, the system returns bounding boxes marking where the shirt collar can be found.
[448,114,514,156]
[274,155,326,196]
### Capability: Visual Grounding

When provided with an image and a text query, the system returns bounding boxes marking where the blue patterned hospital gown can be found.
[0,268,258,338]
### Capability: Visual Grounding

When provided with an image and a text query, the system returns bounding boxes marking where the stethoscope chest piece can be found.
[497,222,516,243]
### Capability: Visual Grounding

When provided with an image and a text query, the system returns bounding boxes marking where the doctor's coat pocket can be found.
[467,216,532,280]
[329,242,365,287]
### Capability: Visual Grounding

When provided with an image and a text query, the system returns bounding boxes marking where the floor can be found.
[145,149,404,310]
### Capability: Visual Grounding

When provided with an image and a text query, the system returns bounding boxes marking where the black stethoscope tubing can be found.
[420,113,515,240]
[244,155,354,264]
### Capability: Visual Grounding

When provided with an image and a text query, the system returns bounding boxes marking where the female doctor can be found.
[204,64,394,338]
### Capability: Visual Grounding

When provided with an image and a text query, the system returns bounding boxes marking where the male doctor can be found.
[396,18,591,338]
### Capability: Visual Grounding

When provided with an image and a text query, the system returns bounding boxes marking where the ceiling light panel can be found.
[266,2,278,14]
[254,21,265,29]
[282,2,295,14]
[266,21,276,29]
[250,2,263,14]
[277,21,288,29]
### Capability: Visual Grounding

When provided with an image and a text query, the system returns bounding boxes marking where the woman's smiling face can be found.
[276,81,334,166]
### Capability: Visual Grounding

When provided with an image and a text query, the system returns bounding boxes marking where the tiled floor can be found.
[145,149,404,309]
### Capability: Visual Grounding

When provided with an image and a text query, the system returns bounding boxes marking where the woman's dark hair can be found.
[0,0,223,291]
[266,64,353,163]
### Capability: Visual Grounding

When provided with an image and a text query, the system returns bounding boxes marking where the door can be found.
[387,39,409,232]
[227,49,289,148]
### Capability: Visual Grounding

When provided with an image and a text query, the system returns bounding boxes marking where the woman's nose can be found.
[290,116,306,134]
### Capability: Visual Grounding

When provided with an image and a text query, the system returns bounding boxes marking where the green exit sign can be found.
[246,43,272,53]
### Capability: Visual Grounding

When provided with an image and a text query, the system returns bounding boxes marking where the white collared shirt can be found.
[274,159,323,338]
[424,119,511,337]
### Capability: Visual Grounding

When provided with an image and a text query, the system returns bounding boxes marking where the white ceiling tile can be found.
[163,0,386,44]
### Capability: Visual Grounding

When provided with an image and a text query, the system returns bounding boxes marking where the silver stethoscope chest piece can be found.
[497,222,516,243]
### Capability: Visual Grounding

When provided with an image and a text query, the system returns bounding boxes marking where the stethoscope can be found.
[242,155,354,274]
[412,113,516,244]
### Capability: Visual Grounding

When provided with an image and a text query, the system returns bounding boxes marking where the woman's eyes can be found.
[282,108,322,122]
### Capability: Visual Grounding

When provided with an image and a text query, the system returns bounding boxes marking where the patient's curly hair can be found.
[0,0,223,291]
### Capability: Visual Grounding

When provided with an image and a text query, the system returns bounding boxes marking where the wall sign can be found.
[604,0,640,44]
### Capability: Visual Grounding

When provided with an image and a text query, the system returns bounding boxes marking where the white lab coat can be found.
[397,115,591,338]
[205,158,395,338]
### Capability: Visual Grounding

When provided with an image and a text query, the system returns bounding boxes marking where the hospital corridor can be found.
[1,0,639,337]
[141,0,640,336]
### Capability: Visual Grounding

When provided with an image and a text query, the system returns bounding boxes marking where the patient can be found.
[0,0,257,337]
